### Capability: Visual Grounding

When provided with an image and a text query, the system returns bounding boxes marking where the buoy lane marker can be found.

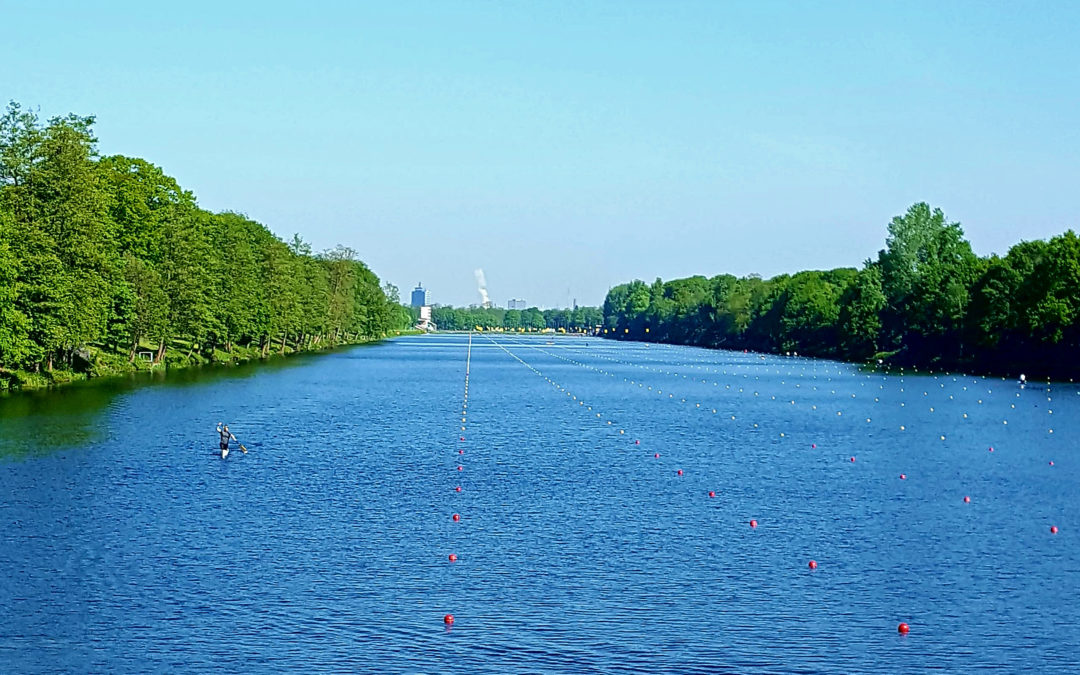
[445,332,473,625]
[485,337,632,445]
[508,340,758,426]
[497,337,1057,602]
[486,337,711,494]
[558,341,1017,428]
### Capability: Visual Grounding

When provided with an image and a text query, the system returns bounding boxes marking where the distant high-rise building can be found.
[507,298,527,310]
[411,283,427,307]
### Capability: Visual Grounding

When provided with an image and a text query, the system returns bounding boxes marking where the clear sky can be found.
[3,1,1078,307]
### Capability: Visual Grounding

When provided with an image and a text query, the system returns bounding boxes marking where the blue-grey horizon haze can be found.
[3,1,1078,307]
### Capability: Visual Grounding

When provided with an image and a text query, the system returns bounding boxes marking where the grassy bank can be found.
[0,330,421,393]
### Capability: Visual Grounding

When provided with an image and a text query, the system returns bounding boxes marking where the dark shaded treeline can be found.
[0,102,410,389]
[603,202,1080,379]
[420,305,603,331]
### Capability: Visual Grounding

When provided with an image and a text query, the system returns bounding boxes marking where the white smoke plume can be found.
[474,268,491,307]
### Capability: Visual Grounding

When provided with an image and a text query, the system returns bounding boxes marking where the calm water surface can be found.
[1,335,1078,673]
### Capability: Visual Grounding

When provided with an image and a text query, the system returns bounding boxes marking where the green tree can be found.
[837,264,886,359]
[0,229,33,369]
[877,202,978,362]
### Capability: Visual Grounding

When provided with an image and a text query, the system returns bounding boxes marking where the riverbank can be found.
[599,335,1075,384]
[0,330,421,393]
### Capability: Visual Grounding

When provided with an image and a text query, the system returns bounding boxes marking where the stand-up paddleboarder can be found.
[217,422,237,459]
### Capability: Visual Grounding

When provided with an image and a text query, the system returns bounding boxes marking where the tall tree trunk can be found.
[280,333,287,355]
[155,338,167,364]
[129,336,140,363]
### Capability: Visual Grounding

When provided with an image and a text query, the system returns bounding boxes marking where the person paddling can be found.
[217,422,237,458]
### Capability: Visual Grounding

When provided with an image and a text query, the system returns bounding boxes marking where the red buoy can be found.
[457,465,463,471]
[448,554,457,562]
[444,614,454,624]
[677,469,683,476]
[460,437,465,441]
[808,560,818,570]
[811,444,817,449]
[749,519,758,528]
[635,440,640,445]
[963,496,971,503]
[455,486,462,492]
[459,449,464,455]
[1051,526,1059,534]
[988,447,994,452]
[900,473,907,480]
[1050,461,1054,466]
[452,513,460,522]
[708,491,716,498]
[850,456,855,463]
[654,453,660,458]
[898,622,910,634]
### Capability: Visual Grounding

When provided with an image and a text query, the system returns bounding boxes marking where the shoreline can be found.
[600,336,1077,385]
[0,331,420,395]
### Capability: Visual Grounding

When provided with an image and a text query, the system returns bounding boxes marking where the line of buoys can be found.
[566,342,1061,464]
[444,333,473,626]
[495,334,1067,634]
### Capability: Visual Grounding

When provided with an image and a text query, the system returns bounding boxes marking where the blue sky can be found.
[3,1,1078,307]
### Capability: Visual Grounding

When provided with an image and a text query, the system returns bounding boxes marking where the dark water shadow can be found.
[0,342,382,459]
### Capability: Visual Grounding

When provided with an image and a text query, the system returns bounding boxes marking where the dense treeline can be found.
[603,202,1080,378]
[424,305,602,331]
[0,102,409,388]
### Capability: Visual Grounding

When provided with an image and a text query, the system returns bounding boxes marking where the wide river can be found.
[1,334,1077,673]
